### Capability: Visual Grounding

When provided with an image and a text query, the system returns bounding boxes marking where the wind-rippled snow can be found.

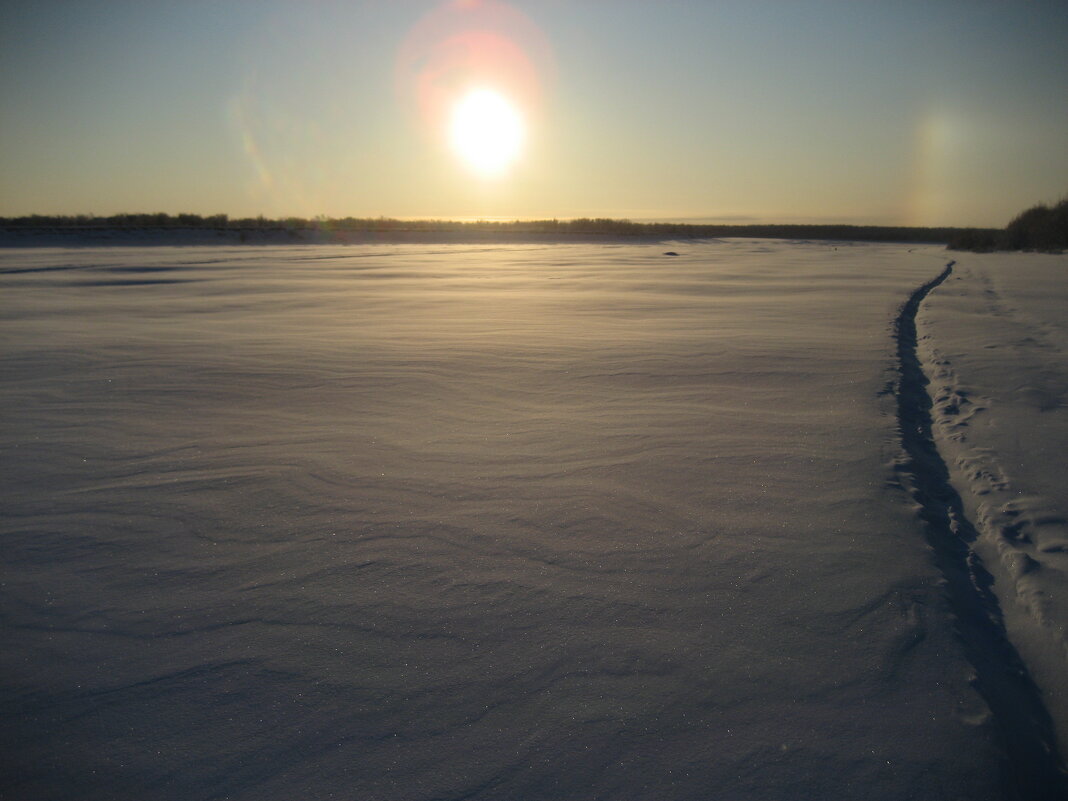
[1,241,1045,799]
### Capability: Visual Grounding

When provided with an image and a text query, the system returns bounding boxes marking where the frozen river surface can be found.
[2,241,1065,799]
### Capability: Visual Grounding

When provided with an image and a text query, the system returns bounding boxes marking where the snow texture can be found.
[918,253,1068,751]
[1,240,1064,799]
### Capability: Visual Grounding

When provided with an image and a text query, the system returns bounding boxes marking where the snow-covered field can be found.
[1,241,1065,800]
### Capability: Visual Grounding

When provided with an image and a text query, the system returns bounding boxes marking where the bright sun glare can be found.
[449,88,524,177]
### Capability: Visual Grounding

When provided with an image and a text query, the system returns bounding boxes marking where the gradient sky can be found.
[2,0,1066,227]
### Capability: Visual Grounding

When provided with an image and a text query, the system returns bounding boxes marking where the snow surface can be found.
[1,240,1063,799]
[919,252,1068,747]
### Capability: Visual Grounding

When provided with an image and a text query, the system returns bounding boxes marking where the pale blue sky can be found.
[2,0,1066,226]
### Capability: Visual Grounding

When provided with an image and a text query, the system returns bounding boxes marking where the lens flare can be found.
[449,88,524,176]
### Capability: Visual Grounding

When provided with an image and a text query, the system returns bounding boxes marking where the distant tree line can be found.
[0,212,1002,245]
[947,196,1068,252]
[1003,198,1068,251]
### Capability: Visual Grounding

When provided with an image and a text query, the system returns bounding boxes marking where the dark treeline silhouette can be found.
[948,196,1068,252]
[0,212,998,245]
[1003,198,1068,251]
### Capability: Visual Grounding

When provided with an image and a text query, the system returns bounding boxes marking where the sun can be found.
[449,88,524,177]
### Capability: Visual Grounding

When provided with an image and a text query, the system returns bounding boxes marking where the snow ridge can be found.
[922,274,1068,657]
[893,261,1067,800]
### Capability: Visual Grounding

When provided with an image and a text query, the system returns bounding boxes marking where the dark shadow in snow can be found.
[893,261,1067,800]
[74,279,199,287]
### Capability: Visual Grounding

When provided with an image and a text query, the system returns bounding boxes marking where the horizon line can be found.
[0,212,1002,232]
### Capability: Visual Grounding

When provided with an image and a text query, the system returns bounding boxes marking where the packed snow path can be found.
[893,261,1067,800]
